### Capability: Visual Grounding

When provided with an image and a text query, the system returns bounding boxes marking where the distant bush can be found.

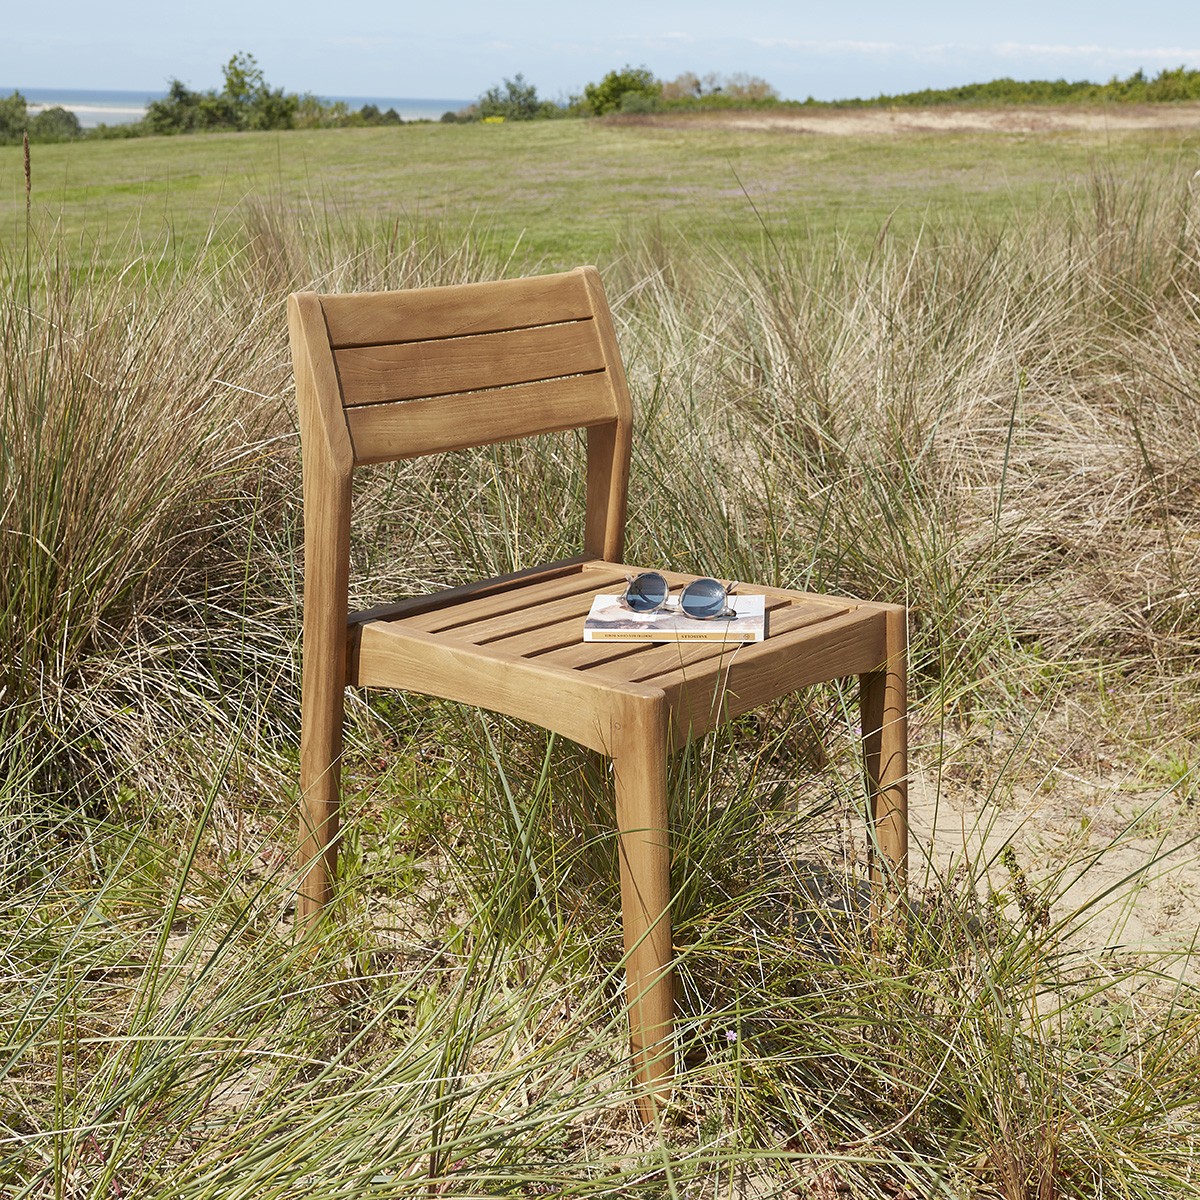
[357,103,403,126]
[450,66,781,123]
[145,54,298,134]
[0,92,27,143]
[581,65,660,116]
[86,121,152,140]
[28,106,82,142]
[478,74,538,121]
[140,53,410,136]
[661,71,778,105]
[0,91,84,144]
[293,94,404,129]
[618,91,661,115]
[467,74,566,122]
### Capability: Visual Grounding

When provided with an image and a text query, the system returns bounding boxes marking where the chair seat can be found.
[347,558,891,753]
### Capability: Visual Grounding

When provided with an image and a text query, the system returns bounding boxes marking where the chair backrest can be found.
[288,266,633,565]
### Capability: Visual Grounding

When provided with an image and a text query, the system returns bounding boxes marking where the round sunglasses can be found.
[621,572,736,620]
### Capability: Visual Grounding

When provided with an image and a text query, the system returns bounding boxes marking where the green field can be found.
[5,115,1198,265]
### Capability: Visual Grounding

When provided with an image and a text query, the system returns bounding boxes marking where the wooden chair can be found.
[287,267,907,1123]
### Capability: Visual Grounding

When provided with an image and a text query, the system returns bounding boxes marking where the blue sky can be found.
[6,1,1198,102]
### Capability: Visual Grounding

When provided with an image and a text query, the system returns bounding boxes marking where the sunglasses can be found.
[621,572,737,620]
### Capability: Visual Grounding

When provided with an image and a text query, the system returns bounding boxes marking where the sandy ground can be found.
[625,104,1200,138]
[906,762,1200,986]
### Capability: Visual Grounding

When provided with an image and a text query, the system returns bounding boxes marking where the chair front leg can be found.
[859,606,909,904]
[611,698,674,1123]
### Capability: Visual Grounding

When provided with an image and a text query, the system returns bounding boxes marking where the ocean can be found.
[7,87,473,129]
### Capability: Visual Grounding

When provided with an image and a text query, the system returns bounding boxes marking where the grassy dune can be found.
[3,118,1200,1196]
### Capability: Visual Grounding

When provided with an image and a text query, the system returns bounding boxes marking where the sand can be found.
[622,103,1200,138]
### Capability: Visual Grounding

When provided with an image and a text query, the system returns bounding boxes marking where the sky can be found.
[5,1,1199,103]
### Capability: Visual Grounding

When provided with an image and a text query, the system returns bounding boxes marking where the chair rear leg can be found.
[859,606,909,902]
[295,464,352,936]
[612,701,674,1123]
[297,673,345,933]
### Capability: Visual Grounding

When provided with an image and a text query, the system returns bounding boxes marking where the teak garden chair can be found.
[288,266,908,1123]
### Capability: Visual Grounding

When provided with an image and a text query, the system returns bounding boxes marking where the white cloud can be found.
[743,35,1200,66]
[748,37,904,56]
[328,35,396,51]
[613,31,697,46]
[995,41,1200,60]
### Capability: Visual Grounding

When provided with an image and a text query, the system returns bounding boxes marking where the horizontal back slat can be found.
[320,271,593,348]
[346,373,617,463]
[335,320,604,408]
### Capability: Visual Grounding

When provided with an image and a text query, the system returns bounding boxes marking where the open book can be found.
[583,593,767,643]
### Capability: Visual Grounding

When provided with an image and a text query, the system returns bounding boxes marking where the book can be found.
[583,593,767,643]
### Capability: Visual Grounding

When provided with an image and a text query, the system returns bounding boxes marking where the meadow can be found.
[6,114,1198,265]
[2,113,1200,1197]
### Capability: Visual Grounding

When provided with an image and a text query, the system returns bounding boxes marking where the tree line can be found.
[0,54,406,145]
[448,66,778,122]
[4,59,1200,146]
[835,67,1200,109]
[456,64,1200,120]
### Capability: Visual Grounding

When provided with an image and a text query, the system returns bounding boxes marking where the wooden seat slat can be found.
[395,568,625,634]
[651,606,874,690]
[480,615,588,657]
[438,589,605,644]
[530,638,652,670]
[348,556,592,628]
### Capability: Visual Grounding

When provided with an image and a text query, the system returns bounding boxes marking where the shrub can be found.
[145,53,298,134]
[618,90,660,115]
[581,65,660,116]
[27,105,82,142]
[0,90,27,143]
[0,92,83,144]
[476,73,563,121]
[661,71,778,104]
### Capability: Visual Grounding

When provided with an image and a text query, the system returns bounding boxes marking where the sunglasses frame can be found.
[620,572,737,621]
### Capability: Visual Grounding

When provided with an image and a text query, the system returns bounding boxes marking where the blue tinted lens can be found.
[679,577,728,618]
[625,572,669,612]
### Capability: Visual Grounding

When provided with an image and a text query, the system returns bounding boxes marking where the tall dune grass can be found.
[0,235,290,811]
[3,162,1199,1195]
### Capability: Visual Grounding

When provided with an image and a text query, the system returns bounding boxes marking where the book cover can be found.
[583,593,767,643]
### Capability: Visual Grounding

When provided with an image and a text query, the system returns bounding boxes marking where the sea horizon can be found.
[5,86,474,128]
